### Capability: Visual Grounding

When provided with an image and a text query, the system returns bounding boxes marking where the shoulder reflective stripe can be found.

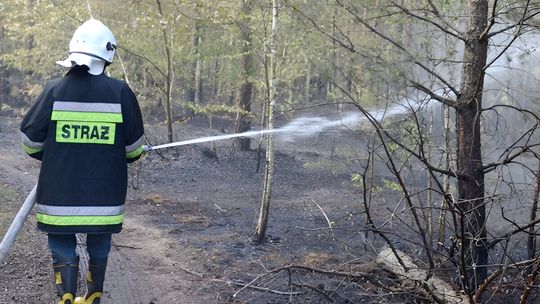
[56,121,116,145]
[36,204,124,216]
[21,132,44,148]
[126,136,144,153]
[22,143,43,155]
[36,213,124,226]
[126,146,144,159]
[53,101,121,113]
[51,111,123,123]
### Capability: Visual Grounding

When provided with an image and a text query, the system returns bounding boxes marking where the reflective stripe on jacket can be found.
[20,66,144,234]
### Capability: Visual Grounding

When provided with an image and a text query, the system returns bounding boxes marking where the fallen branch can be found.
[376,247,465,304]
[311,199,335,239]
[520,257,540,304]
[211,278,303,296]
[177,265,203,278]
[112,244,143,250]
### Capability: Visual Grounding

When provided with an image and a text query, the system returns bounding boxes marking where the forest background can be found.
[3,0,540,303]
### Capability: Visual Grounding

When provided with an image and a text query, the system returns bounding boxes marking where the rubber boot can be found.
[74,264,106,304]
[53,258,79,304]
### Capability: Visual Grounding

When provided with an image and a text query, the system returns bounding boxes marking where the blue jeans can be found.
[48,233,112,265]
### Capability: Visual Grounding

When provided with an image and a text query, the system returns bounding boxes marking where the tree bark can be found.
[194,32,203,103]
[187,9,203,104]
[156,0,174,143]
[528,149,540,259]
[456,0,489,290]
[255,0,279,243]
[234,0,254,151]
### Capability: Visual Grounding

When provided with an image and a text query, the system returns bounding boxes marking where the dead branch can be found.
[112,243,142,250]
[519,257,540,304]
[389,0,464,41]
[473,266,503,303]
[376,247,465,304]
[311,199,335,239]
[177,265,203,278]
[487,216,540,250]
[211,278,303,296]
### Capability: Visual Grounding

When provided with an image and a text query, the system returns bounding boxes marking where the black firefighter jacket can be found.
[20,66,144,234]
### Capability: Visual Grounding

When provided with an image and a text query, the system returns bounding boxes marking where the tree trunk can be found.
[187,12,202,103]
[438,104,452,251]
[194,33,203,104]
[305,59,311,104]
[456,0,488,291]
[156,0,174,143]
[255,0,279,243]
[528,148,540,259]
[234,0,254,151]
[193,19,203,103]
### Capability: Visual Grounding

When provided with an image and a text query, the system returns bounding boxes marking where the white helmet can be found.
[57,19,116,75]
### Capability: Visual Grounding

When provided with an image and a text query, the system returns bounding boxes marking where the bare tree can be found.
[255,0,280,243]
[297,0,540,296]
[156,0,175,143]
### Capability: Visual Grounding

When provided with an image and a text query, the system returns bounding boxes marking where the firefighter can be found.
[20,19,144,304]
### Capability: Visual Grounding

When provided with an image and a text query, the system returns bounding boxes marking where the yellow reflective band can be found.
[75,292,102,303]
[55,272,62,284]
[56,122,116,145]
[37,213,124,226]
[51,111,123,123]
[22,143,43,155]
[60,293,74,304]
[126,146,143,159]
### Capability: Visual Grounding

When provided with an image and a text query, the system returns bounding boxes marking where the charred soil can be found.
[0,113,398,304]
[2,113,505,304]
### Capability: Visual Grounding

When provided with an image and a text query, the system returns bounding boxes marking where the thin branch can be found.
[487,2,540,38]
[335,0,460,97]
[115,49,130,85]
[410,81,457,107]
[473,266,503,302]
[311,199,335,239]
[483,0,533,71]
[483,124,539,173]
[487,218,540,249]
[520,257,540,304]
[118,45,167,79]
[212,278,303,296]
[426,0,440,16]
[480,0,498,39]
[389,0,464,41]
[333,82,458,178]
[291,5,357,54]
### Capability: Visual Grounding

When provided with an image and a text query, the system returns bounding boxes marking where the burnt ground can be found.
[0,114,400,304]
[0,113,529,304]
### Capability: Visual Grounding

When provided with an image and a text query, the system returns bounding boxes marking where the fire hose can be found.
[0,128,283,265]
[0,184,37,264]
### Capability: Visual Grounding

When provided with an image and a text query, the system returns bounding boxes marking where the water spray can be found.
[144,112,363,152]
